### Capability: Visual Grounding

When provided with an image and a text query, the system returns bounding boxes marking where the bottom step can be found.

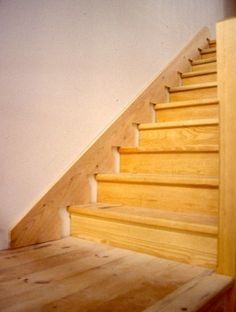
[69,203,218,268]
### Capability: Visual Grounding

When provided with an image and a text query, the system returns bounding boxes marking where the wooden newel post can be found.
[217,17,236,278]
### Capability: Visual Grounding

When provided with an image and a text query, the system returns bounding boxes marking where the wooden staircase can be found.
[68,39,219,269]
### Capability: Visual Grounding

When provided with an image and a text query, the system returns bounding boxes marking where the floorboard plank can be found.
[0,237,232,312]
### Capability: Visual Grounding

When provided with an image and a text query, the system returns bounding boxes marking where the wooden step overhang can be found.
[68,203,218,235]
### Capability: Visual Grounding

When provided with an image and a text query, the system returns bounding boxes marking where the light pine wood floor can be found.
[0,237,232,311]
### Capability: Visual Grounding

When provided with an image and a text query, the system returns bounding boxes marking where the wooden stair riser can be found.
[156,103,218,122]
[71,214,217,268]
[139,124,218,148]
[191,62,216,71]
[181,72,217,85]
[120,152,219,177]
[200,52,216,59]
[169,86,217,101]
[97,181,218,215]
[208,40,216,48]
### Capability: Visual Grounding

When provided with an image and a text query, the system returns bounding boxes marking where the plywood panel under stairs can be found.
[0,237,233,311]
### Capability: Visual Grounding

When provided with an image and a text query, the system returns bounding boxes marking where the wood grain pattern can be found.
[169,83,217,101]
[120,150,219,176]
[181,69,216,78]
[73,37,221,274]
[97,176,218,215]
[139,118,218,129]
[96,172,219,187]
[201,52,216,59]
[208,39,216,48]
[10,27,211,248]
[217,18,236,280]
[69,204,218,235]
[200,48,216,59]
[181,71,217,85]
[1,237,232,312]
[139,122,219,148]
[191,57,216,65]
[191,61,217,72]
[144,273,233,312]
[156,102,218,122]
[69,34,221,270]
[71,214,217,268]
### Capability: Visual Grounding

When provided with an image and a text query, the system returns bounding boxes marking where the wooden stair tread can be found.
[191,57,216,65]
[181,69,217,78]
[200,47,216,54]
[154,98,218,110]
[119,145,219,154]
[96,173,219,187]
[168,82,217,93]
[68,203,218,235]
[207,38,216,45]
[139,118,219,130]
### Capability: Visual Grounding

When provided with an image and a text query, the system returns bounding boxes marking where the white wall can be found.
[0,0,234,249]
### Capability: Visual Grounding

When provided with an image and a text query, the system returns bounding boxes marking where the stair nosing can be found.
[119,145,219,154]
[138,118,219,130]
[96,173,219,188]
[69,204,218,235]
[181,69,217,78]
[154,98,219,110]
[168,82,217,93]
